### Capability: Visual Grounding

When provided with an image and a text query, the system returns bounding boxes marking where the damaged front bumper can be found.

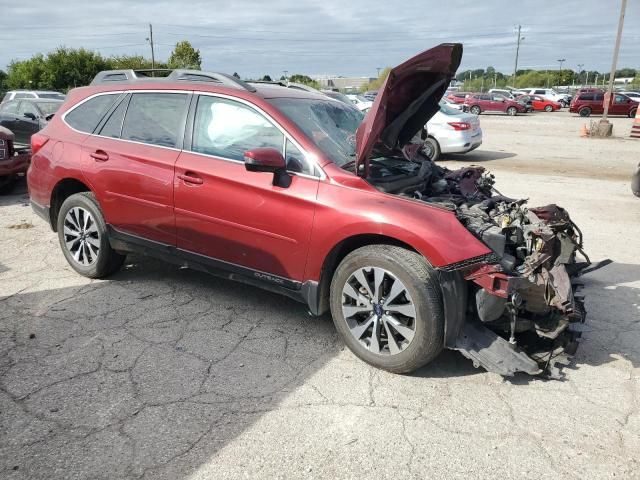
[438,202,611,379]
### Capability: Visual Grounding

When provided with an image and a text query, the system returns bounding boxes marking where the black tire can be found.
[329,245,444,374]
[544,105,553,112]
[506,106,518,116]
[0,175,17,195]
[579,107,591,117]
[422,137,441,161]
[470,105,481,115]
[56,192,125,278]
[632,164,640,198]
[630,108,637,119]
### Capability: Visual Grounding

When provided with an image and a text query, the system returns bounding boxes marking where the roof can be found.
[87,69,329,101]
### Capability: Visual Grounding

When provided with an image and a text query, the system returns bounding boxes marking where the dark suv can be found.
[27,44,593,377]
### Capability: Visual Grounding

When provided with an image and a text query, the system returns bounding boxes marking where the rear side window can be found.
[65,94,120,133]
[595,94,604,101]
[579,94,594,101]
[121,93,188,148]
[534,90,546,95]
[2,93,11,103]
[15,92,35,99]
[191,95,283,161]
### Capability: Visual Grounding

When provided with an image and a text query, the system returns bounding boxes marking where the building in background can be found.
[311,75,375,92]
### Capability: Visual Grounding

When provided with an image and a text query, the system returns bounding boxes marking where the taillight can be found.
[448,122,471,131]
[31,133,49,155]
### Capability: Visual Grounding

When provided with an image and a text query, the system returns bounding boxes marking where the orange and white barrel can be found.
[631,105,640,139]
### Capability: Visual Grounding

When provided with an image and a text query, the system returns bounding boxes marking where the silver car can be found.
[422,101,482,161]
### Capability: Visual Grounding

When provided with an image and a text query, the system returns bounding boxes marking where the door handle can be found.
[90,150,109,162]
[177,173,204,185]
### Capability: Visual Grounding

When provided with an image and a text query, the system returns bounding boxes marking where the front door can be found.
[174,94,319,282]
[82,92,191,245]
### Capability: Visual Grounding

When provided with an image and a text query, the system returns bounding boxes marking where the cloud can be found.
[1,0,638,78]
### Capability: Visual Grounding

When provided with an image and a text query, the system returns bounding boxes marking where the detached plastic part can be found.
[453,322,541,376]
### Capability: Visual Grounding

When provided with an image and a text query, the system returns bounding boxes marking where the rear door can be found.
[173,93,319,281]
[82,91,191,245]
[593,93,605,113]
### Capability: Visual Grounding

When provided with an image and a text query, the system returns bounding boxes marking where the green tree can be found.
[6,54,51,89]
[0,69,8,91]
[261,74,272,81]
[45,47,111,90]
[108,55,167,70]
[288,74,321,89]
[168,41,202,69]
[233,72,240,79]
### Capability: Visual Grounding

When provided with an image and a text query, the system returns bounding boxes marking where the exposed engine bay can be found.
[358,145,609,378]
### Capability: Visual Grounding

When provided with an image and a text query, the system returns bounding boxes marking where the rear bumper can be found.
[438,129,483,154]
[0,151,30,177]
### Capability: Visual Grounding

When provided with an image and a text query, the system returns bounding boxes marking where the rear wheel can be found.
[506,106,518,116]
[579,107,591,117]
[544,104,553,112]
[57,192,125,278]
[422,137,441,161]
[329,245,444,373]
[470,105,481,115]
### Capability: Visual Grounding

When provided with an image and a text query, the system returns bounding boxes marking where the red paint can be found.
[28,55,493,286]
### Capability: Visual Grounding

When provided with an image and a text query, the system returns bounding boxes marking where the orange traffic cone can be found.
[580,124,588,137]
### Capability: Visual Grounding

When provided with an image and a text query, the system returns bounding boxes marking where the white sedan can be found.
[422,101,483,161]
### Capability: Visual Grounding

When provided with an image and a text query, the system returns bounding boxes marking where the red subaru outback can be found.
[27,44,595,377]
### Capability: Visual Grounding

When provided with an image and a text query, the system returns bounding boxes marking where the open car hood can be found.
[355,43,463,175]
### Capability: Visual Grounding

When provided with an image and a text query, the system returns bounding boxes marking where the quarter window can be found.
[192,96,284,161]
[285,139,312,175]
[65,94,120,133]
[120,93,188,148]
[98,96,129,139]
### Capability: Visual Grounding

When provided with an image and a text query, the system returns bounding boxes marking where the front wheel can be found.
[506,106,518,116]
[630,108,637,119]
[57,192,125,278]
[329,245,444,373]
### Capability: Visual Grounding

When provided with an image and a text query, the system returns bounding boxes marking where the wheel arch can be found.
[49,177,92,232]
[310,233,421,316]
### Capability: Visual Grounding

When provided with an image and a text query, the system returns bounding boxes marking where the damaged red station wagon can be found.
[28,44,599,377]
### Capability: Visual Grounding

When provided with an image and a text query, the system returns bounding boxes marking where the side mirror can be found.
[244,147,291,188]
[24,112,37,120]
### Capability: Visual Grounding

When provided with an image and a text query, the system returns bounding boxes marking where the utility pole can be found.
[512,25,524,85]
[557,58,565,87]
[602,0,627,125]
[283,70,289,81]
[146,24,156,75]
[577,63,584,86]
[376,67,382,77]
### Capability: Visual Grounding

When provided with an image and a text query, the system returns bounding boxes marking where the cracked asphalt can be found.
[1,111,640,479]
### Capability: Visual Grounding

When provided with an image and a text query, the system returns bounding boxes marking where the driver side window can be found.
[192,95,314,175]
[17,102,39,117]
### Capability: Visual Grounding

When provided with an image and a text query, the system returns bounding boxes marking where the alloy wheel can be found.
[63,207,100,266]
[341,266,416,355]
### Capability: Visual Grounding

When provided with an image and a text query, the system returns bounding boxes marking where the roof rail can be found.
[89,69,257,93]
[89,69,170,85]
[166,70,256,92]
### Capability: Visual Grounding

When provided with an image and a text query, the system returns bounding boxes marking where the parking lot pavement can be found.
[1,111,640,479]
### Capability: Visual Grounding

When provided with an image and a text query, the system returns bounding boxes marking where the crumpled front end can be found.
[452,198,604,378]
[383,148,609,377]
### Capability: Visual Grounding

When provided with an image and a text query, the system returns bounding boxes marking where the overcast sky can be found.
[2,0,639,79]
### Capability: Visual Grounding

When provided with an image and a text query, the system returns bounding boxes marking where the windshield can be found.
[269,97,363,166]
[37,102,62,116]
